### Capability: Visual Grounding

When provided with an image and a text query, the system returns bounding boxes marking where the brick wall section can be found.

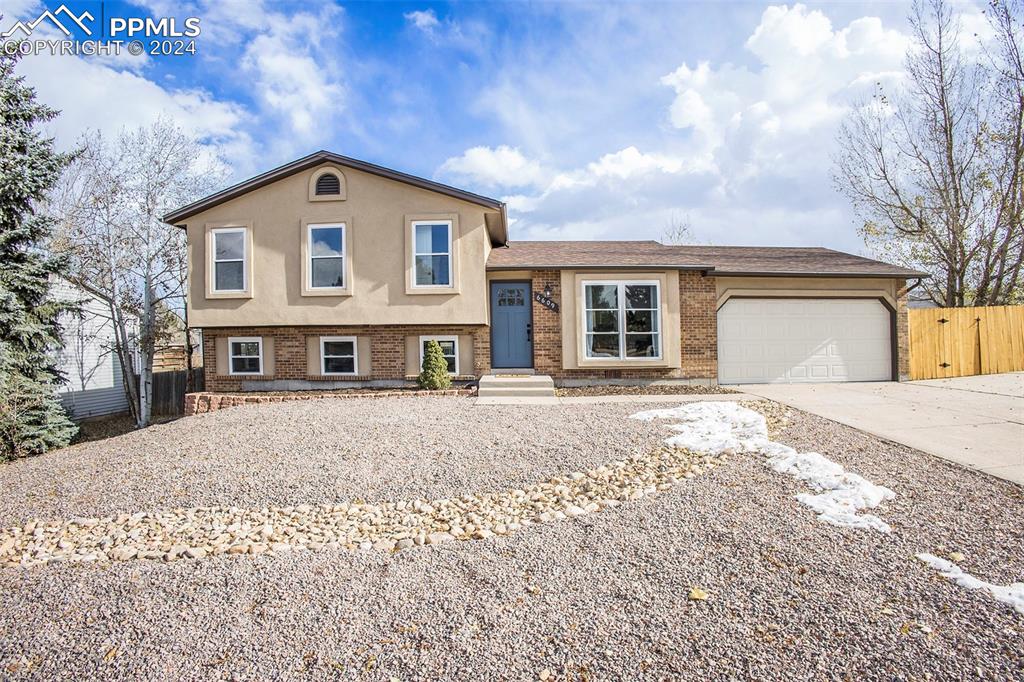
[896,282,910,380]
[203,325,489,392]
[531,269,563,375]
[530,270,719,382]
[679,272,718,378]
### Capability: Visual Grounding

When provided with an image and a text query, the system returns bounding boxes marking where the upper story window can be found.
[307,223,346,289]
[412,220,452,287]
[315,173,341,196]
[211,227,248,293]
[582,281,661,360]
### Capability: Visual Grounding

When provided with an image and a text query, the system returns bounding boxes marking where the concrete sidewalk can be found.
[474,392,757,406]
[738,373,1024,485]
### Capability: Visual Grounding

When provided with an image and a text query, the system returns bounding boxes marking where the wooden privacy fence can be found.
[151,368,205,416]
[908,305,1024,380]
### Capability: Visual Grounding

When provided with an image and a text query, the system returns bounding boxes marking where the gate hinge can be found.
[939,362,951,368]
[938,318,949,324]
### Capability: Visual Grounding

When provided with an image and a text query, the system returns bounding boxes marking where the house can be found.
[163,151,926,392]
[52,280,134,419]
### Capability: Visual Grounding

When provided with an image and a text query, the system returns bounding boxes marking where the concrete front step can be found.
[477,374,556,397]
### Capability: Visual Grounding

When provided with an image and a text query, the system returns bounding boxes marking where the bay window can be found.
[583,281,661,360]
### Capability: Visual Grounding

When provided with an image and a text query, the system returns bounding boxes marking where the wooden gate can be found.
[908,305,1024,380]
[151,368,205,416]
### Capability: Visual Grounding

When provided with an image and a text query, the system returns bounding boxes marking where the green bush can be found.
[418,340,452,390]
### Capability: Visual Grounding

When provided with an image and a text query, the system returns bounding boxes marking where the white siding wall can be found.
[52,281,131,419]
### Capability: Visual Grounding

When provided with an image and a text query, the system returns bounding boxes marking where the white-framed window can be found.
[582,281,661,360]
[412,220,452,287]
[228,337,263,375]
[419,335,459,375]
[320,336,357,375]
[211,227,248,292]
[307,223,346,289]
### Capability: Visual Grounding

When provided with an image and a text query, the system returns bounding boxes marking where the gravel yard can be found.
[1,397,1022,680]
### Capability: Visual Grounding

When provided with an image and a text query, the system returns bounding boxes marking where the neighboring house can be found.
[163,151,927,391]
[52,280,134,419]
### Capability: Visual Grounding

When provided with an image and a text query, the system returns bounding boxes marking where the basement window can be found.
[321,336,357,375]
[228,337,263,375]
[419,335,458,375]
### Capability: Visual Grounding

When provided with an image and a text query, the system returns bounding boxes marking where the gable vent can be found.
[315,173,341,196]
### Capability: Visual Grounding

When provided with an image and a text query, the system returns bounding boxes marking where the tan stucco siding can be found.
[185,164,493,328]
[714,277,903,309]
[559,270,682,371]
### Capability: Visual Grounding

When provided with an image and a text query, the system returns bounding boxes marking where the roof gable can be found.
[162,151,508,244]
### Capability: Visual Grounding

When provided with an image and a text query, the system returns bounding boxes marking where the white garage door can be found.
[717,298,892,384]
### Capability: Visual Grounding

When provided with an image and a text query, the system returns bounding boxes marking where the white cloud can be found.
[16,50,253,165]
[404,9,440,33]
[438,145,549,190]
[452,3,937,250]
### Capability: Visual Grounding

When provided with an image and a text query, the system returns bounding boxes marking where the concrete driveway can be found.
[739,373,1024,485]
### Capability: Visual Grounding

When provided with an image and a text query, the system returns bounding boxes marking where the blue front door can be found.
[490,282,533,368]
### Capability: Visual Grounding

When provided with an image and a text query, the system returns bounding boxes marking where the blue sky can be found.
[3,0,991,251]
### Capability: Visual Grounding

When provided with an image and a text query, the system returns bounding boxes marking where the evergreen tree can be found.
[418,340,452,390]
[0,50,77,458]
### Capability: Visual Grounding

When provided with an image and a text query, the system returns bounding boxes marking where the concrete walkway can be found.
[474,393,757,406]
[738,373,1024,485]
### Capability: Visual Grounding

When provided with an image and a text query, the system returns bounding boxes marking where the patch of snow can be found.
[917,553,1024,615]
[631,402,895,533]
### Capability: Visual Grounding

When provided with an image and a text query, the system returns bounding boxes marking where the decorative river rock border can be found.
[0,445,727,569]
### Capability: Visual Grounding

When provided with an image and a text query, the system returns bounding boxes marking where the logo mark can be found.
[2,4,95,39]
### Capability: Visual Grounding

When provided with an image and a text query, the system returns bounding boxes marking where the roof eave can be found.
[710,270,931,278]
[486,264,716,271]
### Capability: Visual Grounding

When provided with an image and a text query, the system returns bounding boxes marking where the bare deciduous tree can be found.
[833,0,1023,306]
[51,117,225,426]
[661,212,695,245]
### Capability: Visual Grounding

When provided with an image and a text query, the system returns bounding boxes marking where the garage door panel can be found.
[718,298,891,384]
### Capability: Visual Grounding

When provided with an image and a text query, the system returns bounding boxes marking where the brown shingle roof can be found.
[486,241,928,278]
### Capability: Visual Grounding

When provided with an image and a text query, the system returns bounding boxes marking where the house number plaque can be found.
[533,292,559,313]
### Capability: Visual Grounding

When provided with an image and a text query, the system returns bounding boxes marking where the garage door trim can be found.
[716,295,898,382]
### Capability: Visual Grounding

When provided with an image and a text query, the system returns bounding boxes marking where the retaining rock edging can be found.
[185,389,474,415]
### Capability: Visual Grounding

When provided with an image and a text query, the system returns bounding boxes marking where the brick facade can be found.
[679,272,718,379]
[896,283,910,380]
[203,325,489,392]
[199,276,912,392]
[530,269,718,382]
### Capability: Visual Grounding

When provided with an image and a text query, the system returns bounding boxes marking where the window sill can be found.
[206,290,253,300]
[221,373,274,380]
[307,374,370,381]
[406,285,460,296]
[300,288,352,297]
